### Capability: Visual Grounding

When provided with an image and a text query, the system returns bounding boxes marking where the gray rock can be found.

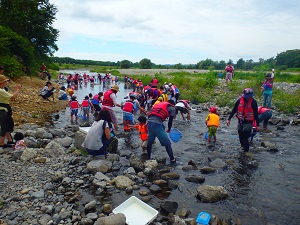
[80,218,94,225]
[123,167,136,175]
[185,175,205,183]
[209,158,227,169]
[38,214,52,225]
[199,166,216,174]
[85,200,97,211]
[74,130,86,151]
[35,128,47,138]
[87,160,113,174]
[43,132,53,139]
[43,141,66,157]
[196,185,229,203]
[160,201,178,215]
[57,137,73,147]
[129,154,145,172]
[31,190,45,199]
[62,177,72,186]
[86,212,98,221]
[20,148,37,162]
[161,172,180,180]
[111,175,134,190]
[94,213,126,225]
[149,184,162,192]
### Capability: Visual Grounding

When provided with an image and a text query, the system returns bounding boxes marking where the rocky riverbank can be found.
[1,101,300,225]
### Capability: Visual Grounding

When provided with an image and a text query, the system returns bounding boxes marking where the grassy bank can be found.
[118,71,300,114]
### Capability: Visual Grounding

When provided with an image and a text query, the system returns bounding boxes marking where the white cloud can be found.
[51,0,300,64]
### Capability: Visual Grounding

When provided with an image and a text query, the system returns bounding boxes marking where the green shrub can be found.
[0,56,24,77]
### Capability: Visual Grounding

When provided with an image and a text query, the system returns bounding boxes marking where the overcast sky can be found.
[51,0,300,65]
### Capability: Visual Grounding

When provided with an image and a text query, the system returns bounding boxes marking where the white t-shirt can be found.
[82,120,109,150]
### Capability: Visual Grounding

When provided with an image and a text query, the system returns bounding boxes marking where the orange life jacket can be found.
[102,89,114,107]
[123,100,134,113]
[207,113,220,127]
[70,100,79,109]
[237,97,254,121]
[148,102,173,121]
[138,124,148,141]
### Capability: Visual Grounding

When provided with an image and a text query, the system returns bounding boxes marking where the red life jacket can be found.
[138,124,148,141]
[152,78,159,86]
[179,100,189,109]
[139,81,143,86]
[102,89,114,107]
[226,65,233,73]
[123,100,134,113]
[148,102,173,121]
[144,85,151,92]
[70,100,79,109]
[82,99,89,107]
[258,106,269,114]
[237,97,254,121]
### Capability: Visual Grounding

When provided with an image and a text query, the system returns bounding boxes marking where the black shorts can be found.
[0,110,14,136]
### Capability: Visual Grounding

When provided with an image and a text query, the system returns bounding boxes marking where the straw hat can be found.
[111,85,120,92]
[0,75,9,83]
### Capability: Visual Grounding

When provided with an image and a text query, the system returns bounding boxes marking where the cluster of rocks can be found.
[0,123,238,225]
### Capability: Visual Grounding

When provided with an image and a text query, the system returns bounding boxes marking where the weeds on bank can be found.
[117,70,299,113]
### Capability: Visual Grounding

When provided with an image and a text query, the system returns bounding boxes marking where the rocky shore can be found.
[1,101,299,225]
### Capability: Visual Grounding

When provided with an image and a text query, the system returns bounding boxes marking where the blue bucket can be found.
[169,128,182,143]
[196,212,210,225]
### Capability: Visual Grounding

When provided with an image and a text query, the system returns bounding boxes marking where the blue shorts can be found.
[123,112,134,124]
[71,108,78,116]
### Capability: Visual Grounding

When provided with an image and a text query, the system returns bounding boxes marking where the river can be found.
[53,70,300,225]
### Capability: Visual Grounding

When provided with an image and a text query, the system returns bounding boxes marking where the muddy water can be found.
[53,70,300,225]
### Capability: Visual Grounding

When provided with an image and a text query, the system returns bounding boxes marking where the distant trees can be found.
[276,49,300,68]
[120,60,131,69]
[139,58,152,69]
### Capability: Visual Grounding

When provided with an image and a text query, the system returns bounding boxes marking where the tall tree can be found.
[139,58,152,69]
[0,0,59,58]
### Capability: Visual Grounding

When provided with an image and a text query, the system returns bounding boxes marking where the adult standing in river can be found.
[0,68,22,149]
[101,85,122,131]
[226,88,260,152]
[146,100,177,164]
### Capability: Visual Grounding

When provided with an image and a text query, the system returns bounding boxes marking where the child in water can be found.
[14,132,27,150]
[129,116,148,152]
[67,94,79,123]
[205,107,220,144]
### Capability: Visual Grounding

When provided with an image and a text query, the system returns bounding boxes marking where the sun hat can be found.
[169,83,173,86]
[243,88,254,98]
[111,85,120,92]
[129,94,137,99]
[0,75,9,83]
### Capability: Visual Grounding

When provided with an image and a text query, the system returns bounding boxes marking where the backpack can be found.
[100,121,115,155]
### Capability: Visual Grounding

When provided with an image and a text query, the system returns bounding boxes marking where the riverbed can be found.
[54,70,300,225]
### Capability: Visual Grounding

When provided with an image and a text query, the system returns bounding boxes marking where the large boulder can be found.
[94,213,126,225]
[110,175,135,190]
[196,185,228,203]
[43,141,66,157]
[87,160,112,174]
[20,148,38,162]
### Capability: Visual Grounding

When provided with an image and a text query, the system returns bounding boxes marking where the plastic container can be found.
[204,132,208,140]
[169,128,182,143]
[196,212,210,225]
[113,196,158,225]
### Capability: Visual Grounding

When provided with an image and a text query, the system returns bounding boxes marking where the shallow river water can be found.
[53,70,300,225]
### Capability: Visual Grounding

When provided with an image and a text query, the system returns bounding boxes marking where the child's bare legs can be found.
[70,114,73,122]
[213,135,217,142]
[207,136,211,144]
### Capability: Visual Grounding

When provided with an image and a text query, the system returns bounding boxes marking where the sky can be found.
[51,0,300,65]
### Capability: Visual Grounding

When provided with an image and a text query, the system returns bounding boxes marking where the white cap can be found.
[272,69,275,72]
[72,94,77,98]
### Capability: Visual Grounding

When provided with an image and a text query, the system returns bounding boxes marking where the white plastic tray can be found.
[113,196,158,225]
[79,127,90,134]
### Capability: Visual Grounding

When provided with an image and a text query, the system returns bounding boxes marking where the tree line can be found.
[53,50,300,72]
[0,0,299,77]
